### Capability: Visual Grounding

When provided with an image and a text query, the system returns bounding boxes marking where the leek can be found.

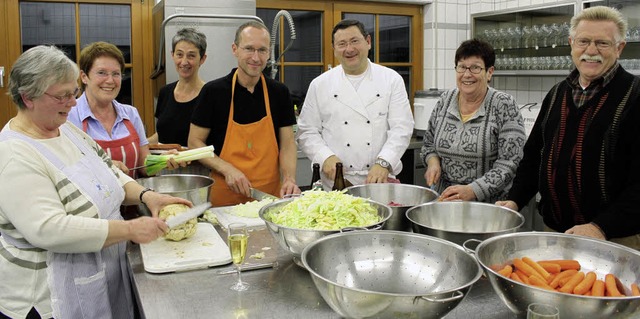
[144,145,214,175]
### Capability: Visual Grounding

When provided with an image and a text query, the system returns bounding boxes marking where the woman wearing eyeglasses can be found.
[420,39,526,203]
[68,42,157,178]
[0,45,190,319]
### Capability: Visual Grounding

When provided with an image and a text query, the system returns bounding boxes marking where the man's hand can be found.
[566,223,606,240]
[280,176,301,197]
[366,165,389,183]
[322,155,341,181]
[495,200,519,211]
[222,165,252,197]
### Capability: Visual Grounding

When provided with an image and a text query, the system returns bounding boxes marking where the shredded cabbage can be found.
[229,198,276,218]
[266,190,380,230]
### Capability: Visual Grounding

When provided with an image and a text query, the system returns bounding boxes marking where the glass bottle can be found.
[310,163,322,190]
[332,162,346,191]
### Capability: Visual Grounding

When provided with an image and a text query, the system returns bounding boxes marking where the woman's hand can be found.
[162,149,189,170]
[112,160,130,175]
[142,192,192,218]
[127,216,169,244]
[439,185,476,201]
[424,157,441,187]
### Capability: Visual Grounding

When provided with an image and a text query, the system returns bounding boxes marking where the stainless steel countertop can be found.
[127,225,520,319]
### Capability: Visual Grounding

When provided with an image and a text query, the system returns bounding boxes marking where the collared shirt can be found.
[567,62,619,108]
[67,93,149,145]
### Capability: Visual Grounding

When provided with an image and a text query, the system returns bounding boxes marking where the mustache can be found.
[579,54,603,62]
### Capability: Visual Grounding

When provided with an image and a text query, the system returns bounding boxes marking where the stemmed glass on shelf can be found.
[228,223,249,291]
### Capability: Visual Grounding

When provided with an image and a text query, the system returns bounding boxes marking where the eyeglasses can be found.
[43,87,80,104]
[94,70,123,79]
[335,38,364,50]
[455,65,484,74]
[239,46,269,56]
[571,37,617,50]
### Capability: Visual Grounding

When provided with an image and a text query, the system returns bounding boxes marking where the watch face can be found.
[377,159,390,168]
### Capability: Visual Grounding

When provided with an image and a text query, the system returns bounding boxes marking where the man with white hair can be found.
[496,6,640,249]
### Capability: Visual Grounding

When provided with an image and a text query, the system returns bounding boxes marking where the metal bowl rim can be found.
[405,201,525,234]
[344,183,439,208]
[301,230,483,297]
[135,174,214,192]
[476,231,640,300]
[258,197,393,232]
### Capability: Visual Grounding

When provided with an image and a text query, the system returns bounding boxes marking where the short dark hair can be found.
[332,19,368,44]
[234,21,270,46]
[172,28,207,58]
[454,39,495,68]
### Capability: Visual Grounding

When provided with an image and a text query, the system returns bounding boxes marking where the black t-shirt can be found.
[155,81,200,146]
[191,68,296,155]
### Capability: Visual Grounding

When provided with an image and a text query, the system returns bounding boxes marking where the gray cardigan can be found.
[420,87,526,202]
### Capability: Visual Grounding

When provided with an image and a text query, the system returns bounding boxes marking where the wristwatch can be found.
[375,158,391,171]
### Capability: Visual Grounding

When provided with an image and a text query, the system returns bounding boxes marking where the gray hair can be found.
[570,6,628,42]
[172,28,207,58]
[8,45,79,110]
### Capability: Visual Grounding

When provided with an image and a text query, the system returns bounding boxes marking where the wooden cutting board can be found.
[140,223,231,273]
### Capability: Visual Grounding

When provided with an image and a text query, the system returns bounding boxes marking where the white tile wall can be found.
[423,0,569,104]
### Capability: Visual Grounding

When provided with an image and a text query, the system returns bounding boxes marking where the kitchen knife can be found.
[250,188,279,201]
[165,202,212,229]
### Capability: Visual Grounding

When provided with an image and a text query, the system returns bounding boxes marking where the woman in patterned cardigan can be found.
[420,39,526,203]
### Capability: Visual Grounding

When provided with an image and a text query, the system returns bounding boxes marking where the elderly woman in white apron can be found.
[0,45,190,319]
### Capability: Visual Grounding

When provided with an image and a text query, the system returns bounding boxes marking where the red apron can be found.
[82,118,141,179]
[210,71,280,207]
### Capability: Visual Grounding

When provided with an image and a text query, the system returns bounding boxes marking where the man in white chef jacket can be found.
[296,19,414,190]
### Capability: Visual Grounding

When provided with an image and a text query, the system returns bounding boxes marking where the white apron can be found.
[0,125,133,319]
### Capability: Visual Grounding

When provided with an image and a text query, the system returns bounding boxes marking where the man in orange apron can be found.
[189,21,300,207]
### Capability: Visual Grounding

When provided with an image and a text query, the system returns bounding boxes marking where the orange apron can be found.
[82,118,141,179]
[210,71,280,207]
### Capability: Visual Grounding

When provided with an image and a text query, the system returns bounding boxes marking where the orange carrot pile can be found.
[492,258,640,297]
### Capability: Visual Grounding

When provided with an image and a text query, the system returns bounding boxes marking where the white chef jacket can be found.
[296,60,414,189]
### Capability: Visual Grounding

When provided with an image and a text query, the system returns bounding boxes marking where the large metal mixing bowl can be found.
[406,201,524,245]
[345,183,439,231]
[258,197,391,266]
[301,230,482,318]
[135,174,213,216]
[476,232,640,318]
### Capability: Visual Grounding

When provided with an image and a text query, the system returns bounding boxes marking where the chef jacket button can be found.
[376,94,380,97]
[334,94,338,98]
[347,143,350,147]
[344,121,348,125]
[366,164,370,168]
[367,142,370,145]
[366,120,370,124]
[349,165,353,168]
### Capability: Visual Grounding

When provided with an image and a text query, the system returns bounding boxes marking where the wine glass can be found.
[527,303,559,319]
[228,223,249,291]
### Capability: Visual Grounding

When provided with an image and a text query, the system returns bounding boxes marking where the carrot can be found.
[614,276,627,296]
[573,271,597,295]
[529,274,555,291]
[547,273,558,285]
[539,262,562,274]
[539,259,581,271]
[631,283,640,296]
[510,272,524,283]
[559,271,585,294]
[605,274,623,297]
[498,265,513,277]
[523,257,551,281]
[591,279,605,297]
[515,269,531,285]
[584,291,592,296]
[549,269,578,289]
[513,258,544,280]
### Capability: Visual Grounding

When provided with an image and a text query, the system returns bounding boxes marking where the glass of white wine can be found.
[527,303,559,319]
[228,223,249,291]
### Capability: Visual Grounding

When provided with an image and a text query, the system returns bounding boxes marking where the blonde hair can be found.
[570,6,628,42]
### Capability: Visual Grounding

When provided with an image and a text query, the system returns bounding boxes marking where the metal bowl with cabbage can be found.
[258,190,392,266]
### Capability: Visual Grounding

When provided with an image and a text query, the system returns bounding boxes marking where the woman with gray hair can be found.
[148,27,208,147]
[0,45,190,319]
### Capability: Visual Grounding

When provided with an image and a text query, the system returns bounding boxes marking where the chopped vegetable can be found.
[229,198,276,218]
[265,190,380,230]
[144,145,215,175]
[159,204,198,241]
